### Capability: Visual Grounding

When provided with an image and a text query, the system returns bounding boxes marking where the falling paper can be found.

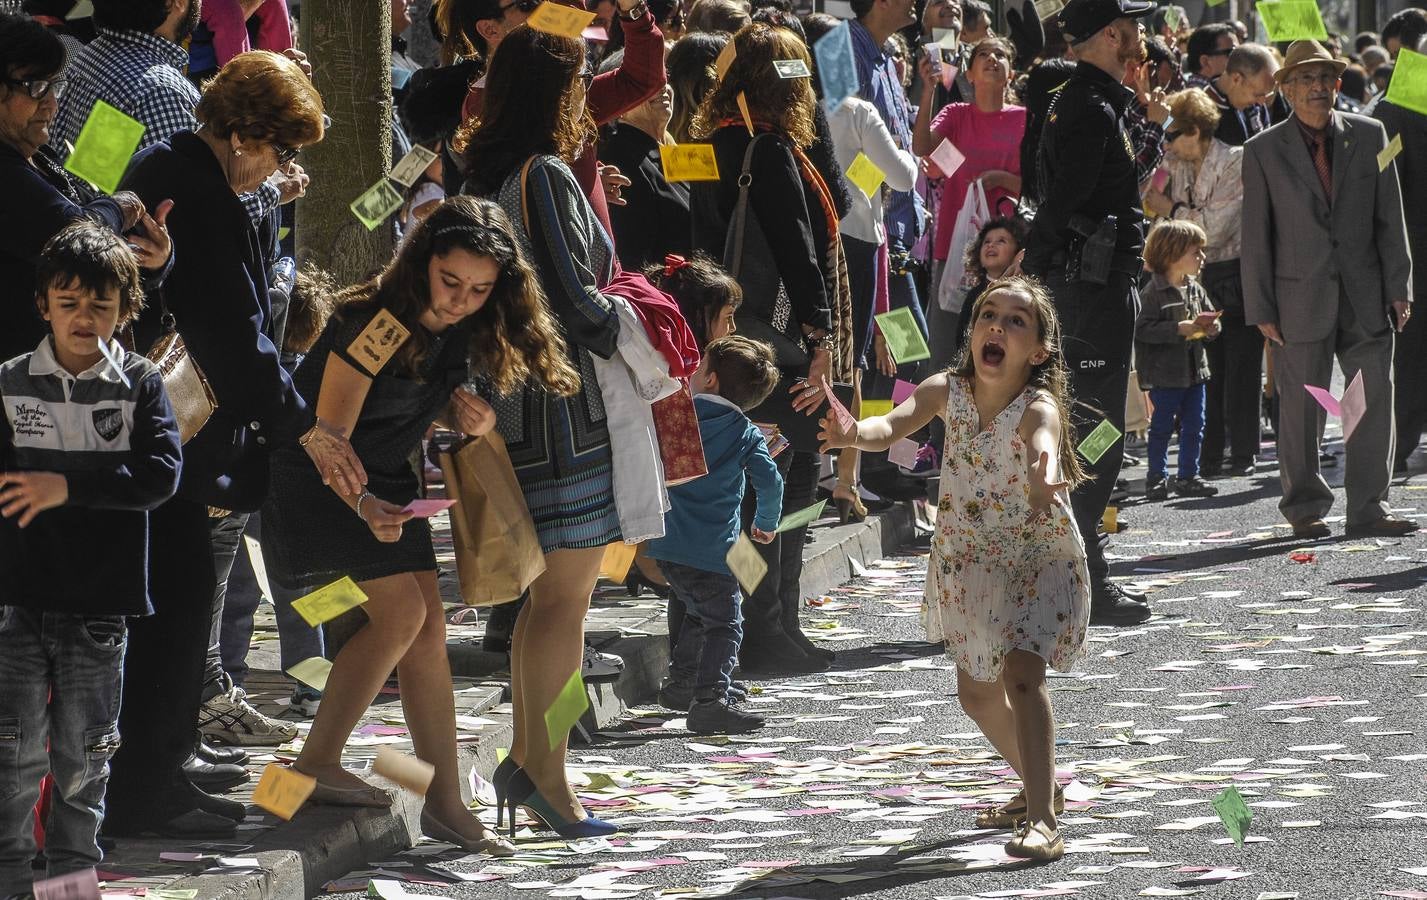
[928,138,965,178]
[1078,418,1123,465]
[599,540,637,584]
[845,152,886,199]
[776,499,827,533]
[389,144,438,188]
[544,668,590,750]
[813,22,858,114]
[726,531,769,594]
[1211,785,1253,846]
[1305,371,1365,442]
[820,376,856,431]
[525,1,597,37]
[350,179,405,231]
[659,143,721,182]
[1379,133,1404,172]
[252,764,317,820]
[242,535,273,602]
[874,308,931,364]
[373,747,436,795]
[286,656,333,692]
[891,378,918,405]
[95,338,131,388]
[292,576,369,627]
[64,100,143,194]
[888,438,920,469]
[32,868,99,900]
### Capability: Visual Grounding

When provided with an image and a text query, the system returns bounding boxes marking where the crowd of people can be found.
[0,0,1424,885]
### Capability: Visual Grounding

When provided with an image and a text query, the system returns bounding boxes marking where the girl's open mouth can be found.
[980,340,1005,366]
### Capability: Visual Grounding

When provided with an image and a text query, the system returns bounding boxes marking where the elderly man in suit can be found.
[1242,39,1416,540]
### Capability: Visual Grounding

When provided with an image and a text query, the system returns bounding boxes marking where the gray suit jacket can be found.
[1241,111,1413,343]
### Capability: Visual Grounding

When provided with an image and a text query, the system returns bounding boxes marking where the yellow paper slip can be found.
[286,656,333,691]
[252,764,316,820]
[845,152,886,199]
[659,144,720,182]
[1378,133,1404,172]
[292,576,369,627]
[526,2,597,38]
[544,669,590,751]
[1386,49,1427,117]
[599,541,637,584]
[373,747,436,795]
[736,91,755,135]
[725,532,768,594]
[715,40,737,80]
[347,308,411,376]
[64,100,144,194]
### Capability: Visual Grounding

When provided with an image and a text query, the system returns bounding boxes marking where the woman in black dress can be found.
[262,197,579,854]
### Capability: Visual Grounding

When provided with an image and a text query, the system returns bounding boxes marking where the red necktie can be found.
[1311,134,1332,200]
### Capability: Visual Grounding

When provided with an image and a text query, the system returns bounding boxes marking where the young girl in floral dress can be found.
[820,275,1089,861]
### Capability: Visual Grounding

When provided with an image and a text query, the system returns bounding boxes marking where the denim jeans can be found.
[657,560,743,702]
[0,607,125,895]
[216,513,325,688]
[1147,383,1207,481]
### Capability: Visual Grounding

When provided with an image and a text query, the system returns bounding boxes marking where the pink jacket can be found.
[202,0,293,68]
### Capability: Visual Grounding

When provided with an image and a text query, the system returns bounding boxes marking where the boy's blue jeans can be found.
[0,607,125,895]
[657,561,743,702]
[1148,383,1208,482]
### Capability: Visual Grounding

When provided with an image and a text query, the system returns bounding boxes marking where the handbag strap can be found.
[517,156,538,238]
[726,133,771,279]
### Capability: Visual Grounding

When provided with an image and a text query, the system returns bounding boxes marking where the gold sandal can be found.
[974,784,1065,829]
[1005,820,1064,861]
[420,810,517,857]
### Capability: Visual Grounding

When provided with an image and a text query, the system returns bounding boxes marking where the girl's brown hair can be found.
[952,275,1089,487]
[964,215,1029,283]
[331,196,580,396]
[284,263,338,355]
[459,26,595,196]
[642,252,742,347]
[196,51,325,149]
[691,22,816,148]
[667,31,729,145]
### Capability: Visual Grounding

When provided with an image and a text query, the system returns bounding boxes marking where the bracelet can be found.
[355,491,374,523]
[299,419,321,447]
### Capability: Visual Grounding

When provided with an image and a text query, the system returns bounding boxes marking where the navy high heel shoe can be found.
[491,756,519,829]
[505,768,618,839]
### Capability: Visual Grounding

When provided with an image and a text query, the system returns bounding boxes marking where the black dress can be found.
[261,305,470,590]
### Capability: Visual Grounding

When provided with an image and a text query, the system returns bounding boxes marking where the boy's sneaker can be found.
[582,644,624,683]
[687,699,764,735]
[198,684,299,746]
[289,687,322,718]
[657,679,693,712]
[1173,476,1219,497]
[1144,477,1169,501]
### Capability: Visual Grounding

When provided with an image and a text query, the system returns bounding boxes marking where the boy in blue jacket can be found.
[646,336,783,734]
[0,222,181,894]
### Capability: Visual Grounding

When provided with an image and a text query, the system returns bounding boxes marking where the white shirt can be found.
[827,97,919,245]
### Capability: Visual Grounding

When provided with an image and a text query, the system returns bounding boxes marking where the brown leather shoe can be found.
[1345,516,1420,538]
[1291,518,1331,539]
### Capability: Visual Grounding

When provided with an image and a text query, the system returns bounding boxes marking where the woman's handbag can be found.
[438,432,546,606]
[650,383,708,486]
[722,133,812,368]
[145,302,217,445]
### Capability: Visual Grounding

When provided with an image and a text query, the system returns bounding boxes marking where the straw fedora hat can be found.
[1274,39,1350,84]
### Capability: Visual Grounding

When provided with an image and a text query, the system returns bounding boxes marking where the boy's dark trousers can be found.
[104,497,215,828]
[738,450,818,657]
[0,608,125,894]
[657,560,743,701]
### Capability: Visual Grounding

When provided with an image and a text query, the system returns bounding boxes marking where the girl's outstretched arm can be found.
[1021,398,1069,519]
[818,373,950,454]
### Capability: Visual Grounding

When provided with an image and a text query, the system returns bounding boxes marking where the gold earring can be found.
[234,149,242,157]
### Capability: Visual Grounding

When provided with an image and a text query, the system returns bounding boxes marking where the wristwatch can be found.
[618,0,647,20]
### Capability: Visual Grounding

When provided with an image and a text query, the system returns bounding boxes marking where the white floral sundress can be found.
[925,376,1090,682]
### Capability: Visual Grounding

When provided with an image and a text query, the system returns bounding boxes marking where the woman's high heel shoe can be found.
[420,809,517,857]
[624,567,670,600]
[491,756,519,828]
[833,480,868,524]
[505,768,618,839]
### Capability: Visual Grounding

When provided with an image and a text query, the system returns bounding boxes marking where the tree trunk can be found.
[296,0,395,285]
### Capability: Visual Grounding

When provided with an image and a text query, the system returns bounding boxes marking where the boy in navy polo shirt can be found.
[0,222,181,895]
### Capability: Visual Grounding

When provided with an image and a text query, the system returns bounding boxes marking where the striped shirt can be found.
[0,337,181,615]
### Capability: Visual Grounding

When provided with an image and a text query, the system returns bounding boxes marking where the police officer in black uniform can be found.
[1021,0,1154,626]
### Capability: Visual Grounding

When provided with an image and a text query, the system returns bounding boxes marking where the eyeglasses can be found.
[497,0,541,16]
[273,143,300,165]
[1286,71,1337,87]
[4,76,65,100]
[1205,47,1234,57]
[1165,128,1185,141]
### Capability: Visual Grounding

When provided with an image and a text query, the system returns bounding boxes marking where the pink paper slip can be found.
[821,376,856,431]
[929,138,965,178]
[401,499,457,517]
[1339,371,1366,443]
[892,378,917,405]
[1304,384,1340,417]
[888,438,920,469]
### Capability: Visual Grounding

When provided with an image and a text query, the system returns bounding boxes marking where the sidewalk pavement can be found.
[87,498,920,900]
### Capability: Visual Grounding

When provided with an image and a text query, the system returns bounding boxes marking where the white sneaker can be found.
[581,644,624,683]
[198,685,300,746]
[289,689,321,718]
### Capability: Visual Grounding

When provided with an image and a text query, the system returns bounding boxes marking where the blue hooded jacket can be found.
[646,394,783,575]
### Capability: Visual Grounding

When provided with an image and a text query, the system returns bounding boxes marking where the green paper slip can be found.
[64,100,144,194]
[874,307,931,364]
[286,657,333,691]
[1386,49,1427,117]
[544,669,590,751]
[292,576,368,627]
[1078,418,1122,465]
[1256,2,1328,42]
[1211,786,1253,846]
[776,499,827,533]
[350,179,405,231]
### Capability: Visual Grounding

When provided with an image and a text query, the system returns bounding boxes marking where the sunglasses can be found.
[1205,47,1234,56]
[273,143,301,165]
[4,76,65,101]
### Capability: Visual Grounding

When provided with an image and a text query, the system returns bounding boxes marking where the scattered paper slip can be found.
[725,532,769,594]
[928,138,965,178]
[373,747,436,795]
[659,144,720,182]
[286,656,333,691]
[350,179,405,231]
[544,669,590,750]
[252,764,317,820]
[401,498,457,517]
[389,144,438,188]
[292,576,369,627]
[525,1,597,38]
[64,101,143,194]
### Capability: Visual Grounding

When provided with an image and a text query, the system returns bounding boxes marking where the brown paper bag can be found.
[438,433,545,606]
